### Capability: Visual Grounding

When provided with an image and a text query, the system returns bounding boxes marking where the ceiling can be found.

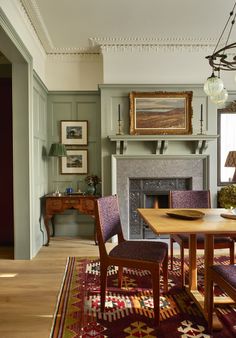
[20,0,236,54]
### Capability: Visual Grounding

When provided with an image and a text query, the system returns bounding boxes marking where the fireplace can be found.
[130,177,192,239]
[112,154,209,239]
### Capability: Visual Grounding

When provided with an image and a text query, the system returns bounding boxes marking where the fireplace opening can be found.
[145,193,169,209]
[143,192,169,239]
[129,177,192,239]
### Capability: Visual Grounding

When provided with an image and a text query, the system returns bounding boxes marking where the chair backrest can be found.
[169,190,211,208]
[95,195,124,250]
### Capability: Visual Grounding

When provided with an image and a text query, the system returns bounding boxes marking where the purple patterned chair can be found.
[169,190,234,286]
[95,195,168,325]
[207,265,236,332]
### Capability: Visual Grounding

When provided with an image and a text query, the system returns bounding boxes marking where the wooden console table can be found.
[43,194,98,246]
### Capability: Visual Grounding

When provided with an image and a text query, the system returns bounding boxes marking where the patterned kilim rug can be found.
[50,256,236,338]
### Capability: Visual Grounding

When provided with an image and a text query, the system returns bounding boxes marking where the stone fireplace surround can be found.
[112,154,209,240]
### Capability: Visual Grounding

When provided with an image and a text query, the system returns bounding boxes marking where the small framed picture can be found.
[61,149,88,174]
[61,120,88,145]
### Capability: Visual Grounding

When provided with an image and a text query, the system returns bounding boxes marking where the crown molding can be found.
[20,0,53,51]
[89,36,217,46]
[19,0,100,55]
[46,54,101,62]
[18,1,217,56]
[90,37,216,53]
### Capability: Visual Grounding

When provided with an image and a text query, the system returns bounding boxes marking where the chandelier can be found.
[204,1,236,105]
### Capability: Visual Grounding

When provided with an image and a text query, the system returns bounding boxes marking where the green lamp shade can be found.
[48,143,67,157]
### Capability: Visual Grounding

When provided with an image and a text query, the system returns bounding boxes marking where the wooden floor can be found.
[0,237,101,338]
[0,237,232,338]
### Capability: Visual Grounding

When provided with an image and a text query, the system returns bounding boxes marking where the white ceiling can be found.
[20,0,236,54]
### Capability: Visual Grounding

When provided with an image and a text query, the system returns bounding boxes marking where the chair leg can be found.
[229,242,235,265]
[180,245,185,287]
[162,252,168,293]
[100,264,108,312]
[170,237,174,270]
[152,265,160,326]
[117,266,123,288]
[206,271,214,332]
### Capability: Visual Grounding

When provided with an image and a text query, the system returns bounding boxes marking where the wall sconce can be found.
[48,143,67,195]
[225,150,236,182]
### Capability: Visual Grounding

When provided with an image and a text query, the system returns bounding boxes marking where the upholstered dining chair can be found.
[169,190,235,286]
[207,264,236,332]
[95,195,168,325]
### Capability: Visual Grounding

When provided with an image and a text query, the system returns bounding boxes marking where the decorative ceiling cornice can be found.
[46,54,101,61]
[90,37,216,54]
[90,36,217,46]
[18,0,217,56]
[19,0,101,54]
[19,0,53,51]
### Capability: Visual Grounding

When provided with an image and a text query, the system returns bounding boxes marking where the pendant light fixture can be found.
[204,1,236,105]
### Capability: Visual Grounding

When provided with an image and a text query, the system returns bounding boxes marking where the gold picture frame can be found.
[129,91,193,135]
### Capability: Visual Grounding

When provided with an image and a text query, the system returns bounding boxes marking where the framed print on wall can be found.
[61,120,88,145]
[129,91,193,135]
[61,149,88,174]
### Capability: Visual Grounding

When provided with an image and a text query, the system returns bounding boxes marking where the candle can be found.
[118,104,121,121]
[200,104,203,121]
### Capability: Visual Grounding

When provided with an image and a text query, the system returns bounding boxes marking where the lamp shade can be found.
[48,143,67,157]
[225,151,236,167]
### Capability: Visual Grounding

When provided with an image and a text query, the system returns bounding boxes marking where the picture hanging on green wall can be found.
[61,149,88,174]
[61,120,88,145]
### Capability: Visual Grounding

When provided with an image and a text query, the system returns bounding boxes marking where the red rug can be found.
[50,256,236,337]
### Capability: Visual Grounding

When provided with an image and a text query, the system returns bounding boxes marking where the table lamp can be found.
[225,150,236,182]
[48,143,67,195]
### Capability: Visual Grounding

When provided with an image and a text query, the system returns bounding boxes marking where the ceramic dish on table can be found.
[166,209,205,220]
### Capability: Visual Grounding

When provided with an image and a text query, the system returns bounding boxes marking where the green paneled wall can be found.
[47,91,101,237]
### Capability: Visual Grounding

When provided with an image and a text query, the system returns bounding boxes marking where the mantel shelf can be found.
[108,134,219,155]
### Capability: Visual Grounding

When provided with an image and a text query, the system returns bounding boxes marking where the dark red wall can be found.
[0,78,14,245]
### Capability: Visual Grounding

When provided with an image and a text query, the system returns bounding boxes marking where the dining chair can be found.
[95,195,168,325]
[169,190,234,286]
[207,264,236,332]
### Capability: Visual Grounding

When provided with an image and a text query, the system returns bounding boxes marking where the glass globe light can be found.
[204,72,224,96]
[210,88,228,105]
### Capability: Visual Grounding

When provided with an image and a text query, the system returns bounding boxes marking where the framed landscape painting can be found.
[129,91,193,135]
[61,149,88,174]
[61,120,88,145]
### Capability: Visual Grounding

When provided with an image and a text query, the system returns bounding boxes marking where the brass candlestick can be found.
[199,117,203,135]
[198,104,204,135]
[116,119,124,135]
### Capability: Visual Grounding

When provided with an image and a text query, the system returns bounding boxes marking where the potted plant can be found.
[85,174,101,195]
[218,184,236,213]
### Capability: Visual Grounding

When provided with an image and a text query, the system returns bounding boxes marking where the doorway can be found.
[0,10,33,259]
[0,70,14,246]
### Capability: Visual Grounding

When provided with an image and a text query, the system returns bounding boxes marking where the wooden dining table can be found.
[137,207,236,327]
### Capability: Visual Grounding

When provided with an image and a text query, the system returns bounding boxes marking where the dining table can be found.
[137,207,236,329]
